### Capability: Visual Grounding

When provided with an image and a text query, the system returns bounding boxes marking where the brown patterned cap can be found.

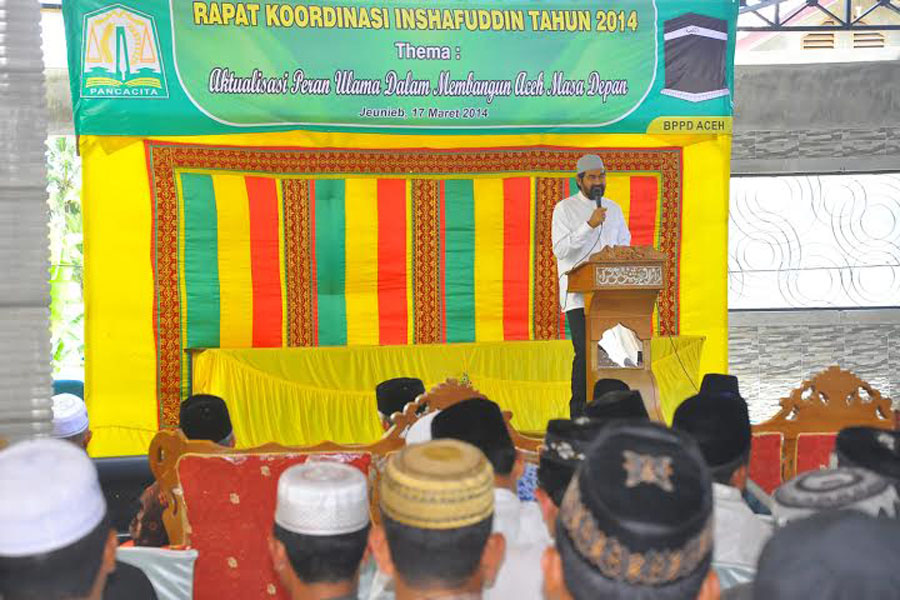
[379,439,494,530]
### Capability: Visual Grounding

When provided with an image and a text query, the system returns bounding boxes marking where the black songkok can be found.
[557,421,713,586]
[698,373,740,399]
[179,394,233,444]
[538,417,607,506]
[586,390,649,422]
[431,398,515,476]
[836,426,900,486]
[375,377,425,417]
[591,378,629,402]
[672,389,751,469]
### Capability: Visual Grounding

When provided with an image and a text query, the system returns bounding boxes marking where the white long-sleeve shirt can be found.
[551,191,631,311]
[485,489,551,600]
[712,483,773,571]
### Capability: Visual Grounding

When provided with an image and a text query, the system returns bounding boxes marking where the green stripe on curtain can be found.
[314,179,348,346]
[443,179,476,343]
[181,173,221,348]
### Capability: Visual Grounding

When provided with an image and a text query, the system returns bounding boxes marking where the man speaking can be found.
[552,154,631,418]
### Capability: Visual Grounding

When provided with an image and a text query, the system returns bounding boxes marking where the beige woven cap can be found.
[379,439,494,530]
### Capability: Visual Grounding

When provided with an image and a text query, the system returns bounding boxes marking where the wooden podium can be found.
[566,246,667,420]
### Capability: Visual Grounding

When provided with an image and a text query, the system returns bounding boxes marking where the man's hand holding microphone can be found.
[587,206,607,228]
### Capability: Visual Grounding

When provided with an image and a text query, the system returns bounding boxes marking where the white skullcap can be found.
[274,462,369,536]
[773,467,899,526]
[0,438,107,556]
[51,393,89,438]
[576,154,605,174]
[404,410,440,444]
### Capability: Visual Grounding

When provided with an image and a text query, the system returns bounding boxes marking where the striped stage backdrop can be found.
[148,144,682,426]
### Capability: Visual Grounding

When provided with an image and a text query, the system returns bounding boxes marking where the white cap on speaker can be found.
[275,462,369,536]
[576,154,605,174]
[0,438,107,556]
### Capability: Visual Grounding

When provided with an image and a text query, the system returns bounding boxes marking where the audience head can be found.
[585,390,649,422]
[179,394,234,446]
[543,421,718,600]
[431,398,519,481]
[269,462,370,599]
[0,439,117,600]
[51,393,92,450]
[754,511,900,600]
[673,385,751,490]
[772,467,899,526]
[376,378,425,427]
[592,378,629,402]
[698,374,740,399]
[371,439,505,598]
[537,417,606,534]
[836,426,900,490]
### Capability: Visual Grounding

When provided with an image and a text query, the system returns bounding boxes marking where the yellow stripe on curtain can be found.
[83,137,159,457]
[344,179,380,346]
[473,179,504,342]
[680,137,730,375]
[214,173,253,348]
[605,173,632,225]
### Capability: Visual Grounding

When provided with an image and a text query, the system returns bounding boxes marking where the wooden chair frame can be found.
[147,378,545,544]
[752,365,894,484]
[148,429,403,545]
[383,379,544,461]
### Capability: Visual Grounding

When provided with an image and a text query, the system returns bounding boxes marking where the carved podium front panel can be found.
[567,246,667,419]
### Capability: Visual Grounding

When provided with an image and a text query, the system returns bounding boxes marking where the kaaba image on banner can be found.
[661,13,730,103]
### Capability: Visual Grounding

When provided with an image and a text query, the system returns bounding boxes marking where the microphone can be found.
[590,187,603,207]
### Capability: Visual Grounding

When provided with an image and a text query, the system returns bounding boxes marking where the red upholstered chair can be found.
[749,432,784,495]
[180,452,369,599]
[795,433,838,475]
[148,430,403,600]
[752,366,894,488]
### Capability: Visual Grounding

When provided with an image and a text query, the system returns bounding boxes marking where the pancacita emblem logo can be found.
[81,4,168,99]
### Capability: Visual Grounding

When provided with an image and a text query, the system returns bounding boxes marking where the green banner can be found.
[63,0,737,135]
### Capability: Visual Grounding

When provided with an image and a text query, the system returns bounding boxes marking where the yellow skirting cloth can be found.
[191,338,704,448]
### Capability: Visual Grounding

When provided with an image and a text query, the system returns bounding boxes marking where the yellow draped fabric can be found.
[83,131,728,457]
[189,337,704,448]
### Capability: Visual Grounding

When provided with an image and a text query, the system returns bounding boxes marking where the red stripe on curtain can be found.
[377,179,408,345]
[628,176,659,247]
[502,178,531,340]
[246,177,283,347]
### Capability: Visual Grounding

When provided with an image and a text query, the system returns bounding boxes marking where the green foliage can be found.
[47,136,84,378]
